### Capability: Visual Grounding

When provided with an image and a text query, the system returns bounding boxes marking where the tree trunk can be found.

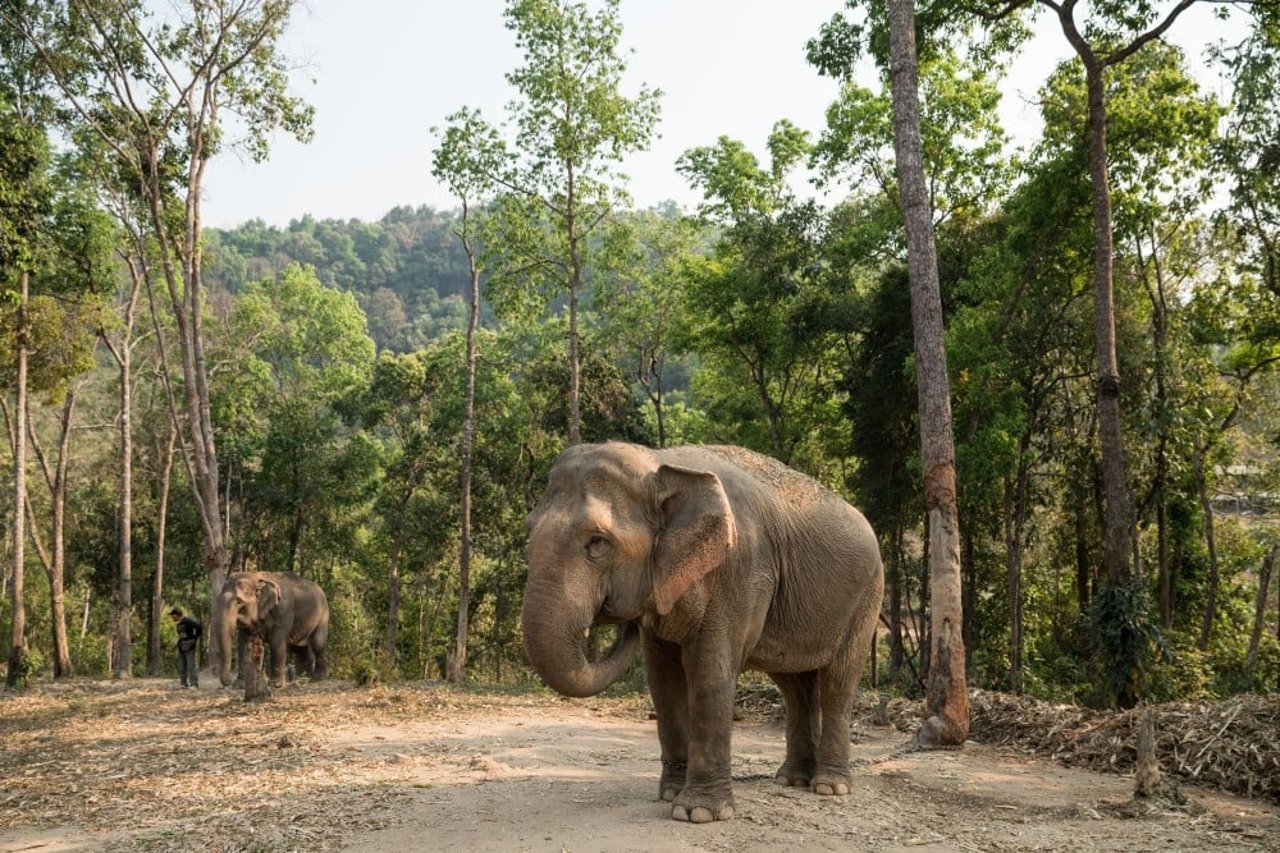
[1133,707,1163,798]
[147,422,177,676]
[112,332,135,679]
[448,223,483,685]
[1143,237,1173,629]
[888,528,904,673]
[1247,546,1276,674]
[888,0,968,748]
[44,395,76,677]
[6,271,30,688]
[243,635,272,702]
[566,164,583,447]
[142,212,229,673]
[1080,60,1132,589]
[21,386,80,679]
[143,142,230,670]
[638,345,667,448]
[385,538,403,661]
[961,528,975,669]
[1157,498,1171,628]
[1004,432,1032,695]
[1197,456,1221,652]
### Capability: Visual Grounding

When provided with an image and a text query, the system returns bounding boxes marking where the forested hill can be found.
[205,206,471,354]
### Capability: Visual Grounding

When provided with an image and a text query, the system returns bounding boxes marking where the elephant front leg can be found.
[268,636,289,687]
[670,648,737,823]
[644,635,689,803]
[234,631,249,687]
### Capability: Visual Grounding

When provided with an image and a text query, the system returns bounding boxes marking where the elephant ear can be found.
[256,577,282,613]
[651,463,737,616]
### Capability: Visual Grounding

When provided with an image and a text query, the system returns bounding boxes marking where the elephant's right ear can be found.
[651,464,736,616]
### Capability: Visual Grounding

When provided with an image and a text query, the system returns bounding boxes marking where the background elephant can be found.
[521,442,884,823]
[213,571,330,688]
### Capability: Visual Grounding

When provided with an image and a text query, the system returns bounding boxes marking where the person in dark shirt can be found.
[170,607,203,689]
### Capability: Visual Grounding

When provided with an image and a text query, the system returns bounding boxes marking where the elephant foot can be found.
[774,760,815,788]
[811,771,851,796]
[671,788,735,823]
[659,760,686,803]
[672,802,735,823]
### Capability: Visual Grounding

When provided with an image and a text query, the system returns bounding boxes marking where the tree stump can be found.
[1133,706,1162,798]
[244,636,273,703]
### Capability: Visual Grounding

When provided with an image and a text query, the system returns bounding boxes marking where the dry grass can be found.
[1,679,646,851]
[4,676,1276,852]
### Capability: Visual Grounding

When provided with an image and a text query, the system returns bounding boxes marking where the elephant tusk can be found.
[582,627,590,639]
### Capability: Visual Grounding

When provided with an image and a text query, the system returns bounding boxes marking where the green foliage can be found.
[5,0,1280,715]
[205,208,472,353]
[1147,630,1216,703]
[503,0,660,199]
[324,562,378,680]
[813,50,1012,227]
[1084,579,1161,709]
[10,645,43,687]
[676,123,844,465]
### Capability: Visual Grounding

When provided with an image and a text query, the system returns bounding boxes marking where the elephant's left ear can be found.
[256,578,282,610]
[652,464,737,616]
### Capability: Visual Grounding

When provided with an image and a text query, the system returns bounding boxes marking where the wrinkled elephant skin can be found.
[521,442,885,822]
[213,571,330,688]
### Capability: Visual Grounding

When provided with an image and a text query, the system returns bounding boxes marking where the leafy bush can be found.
[1146,630,1216,702]
[1084,579,1161,709]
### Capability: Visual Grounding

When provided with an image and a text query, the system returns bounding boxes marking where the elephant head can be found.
[521,443,736,698]
[215,573,283,686]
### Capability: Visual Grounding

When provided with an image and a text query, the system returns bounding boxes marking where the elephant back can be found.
[266,571,330,639]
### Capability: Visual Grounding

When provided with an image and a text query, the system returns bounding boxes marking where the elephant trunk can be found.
[521,582,639,698]
[214,603,236,687]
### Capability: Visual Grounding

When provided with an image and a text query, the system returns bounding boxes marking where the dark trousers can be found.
[178,648,199,687]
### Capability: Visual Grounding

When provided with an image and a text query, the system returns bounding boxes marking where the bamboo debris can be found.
[835,688,1280,804]
[736,683,1280,803]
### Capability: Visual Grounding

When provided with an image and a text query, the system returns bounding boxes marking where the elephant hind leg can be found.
[769,671,820,788]
[811,620,877,796]
[311,623,330,679]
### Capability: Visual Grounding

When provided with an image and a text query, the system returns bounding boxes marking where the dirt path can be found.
[1,680,1277,852]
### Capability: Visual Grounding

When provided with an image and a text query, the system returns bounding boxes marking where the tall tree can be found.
[227,263,375,574]
[50,155,132,677]
[25,170,109,677]
[7,0,314,675]
[596,208,702,449]
[0,96,43,686]
[677,122,827,463]
[1043,0,1196,593]
[938,0,1265,708]
[486,0,659,445]
[0,2,58,685]
[432,107,504,683]
[887,0,968,746]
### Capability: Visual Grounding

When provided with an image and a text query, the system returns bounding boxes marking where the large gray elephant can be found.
[521,442,884,823]
[214,571,330,688]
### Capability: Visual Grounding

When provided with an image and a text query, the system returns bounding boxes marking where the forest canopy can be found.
[2,0,1280,712]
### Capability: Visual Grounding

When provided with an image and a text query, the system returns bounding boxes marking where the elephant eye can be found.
[585,534,613,561]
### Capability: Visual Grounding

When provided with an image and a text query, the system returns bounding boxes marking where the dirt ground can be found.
[2,679,1278,852]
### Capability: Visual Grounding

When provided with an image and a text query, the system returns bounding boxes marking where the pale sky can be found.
[200,0,1244,230]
